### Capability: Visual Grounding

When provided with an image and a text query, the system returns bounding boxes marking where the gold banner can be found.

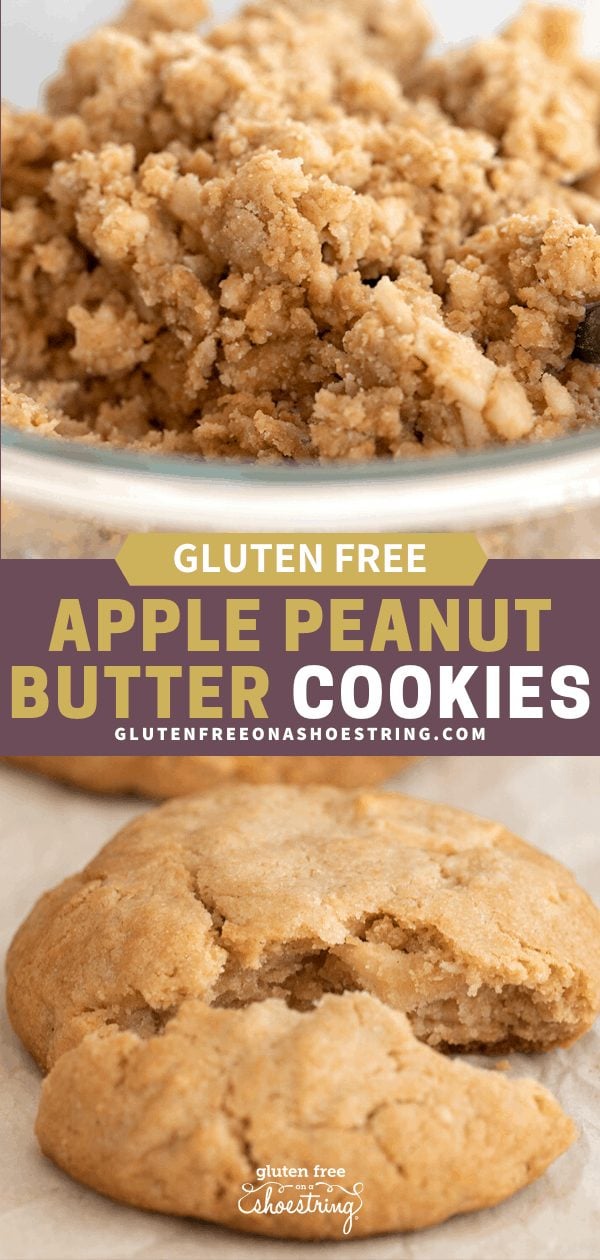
[116,534,487,587]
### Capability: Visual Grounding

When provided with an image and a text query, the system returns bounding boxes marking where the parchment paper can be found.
[1,757,598,1260]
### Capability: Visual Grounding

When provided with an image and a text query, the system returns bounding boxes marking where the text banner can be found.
[0,559,597,756]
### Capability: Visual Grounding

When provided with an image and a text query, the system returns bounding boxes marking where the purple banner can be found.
[0,560,598,756]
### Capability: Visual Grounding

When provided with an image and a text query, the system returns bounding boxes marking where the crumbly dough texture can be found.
[8,784,598,1237]
[6,754,410,797]
[2,0,599,460]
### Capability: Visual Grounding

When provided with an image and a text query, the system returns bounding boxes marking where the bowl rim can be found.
[3,425,600,532]
[3,422,600,482]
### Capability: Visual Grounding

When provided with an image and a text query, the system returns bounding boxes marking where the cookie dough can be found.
[7,785,598,1236]
[6,754,410,797]
[2,0,599,460]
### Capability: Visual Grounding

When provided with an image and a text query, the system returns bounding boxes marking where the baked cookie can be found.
[7,785,598,1237]
[35,994,574,1240]
[5,754,411,797]
[8,786,600,1066]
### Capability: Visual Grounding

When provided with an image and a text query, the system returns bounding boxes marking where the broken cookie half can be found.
[34,993,574,1240]
[7,785,599,1237]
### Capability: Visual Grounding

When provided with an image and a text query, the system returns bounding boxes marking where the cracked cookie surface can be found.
[2,0,599,460]
[34,993,574,1239]
[8,785,600,1071]
[5,753,410,797]
[7,784,596,1236]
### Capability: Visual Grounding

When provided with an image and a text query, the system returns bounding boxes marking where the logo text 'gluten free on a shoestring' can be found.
[237,1164,363,1235]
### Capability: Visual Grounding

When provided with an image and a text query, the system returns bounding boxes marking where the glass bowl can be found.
[2,426,600,559]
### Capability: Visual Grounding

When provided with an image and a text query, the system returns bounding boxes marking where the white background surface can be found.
[2,0,599,111]
[1,756,599,1260]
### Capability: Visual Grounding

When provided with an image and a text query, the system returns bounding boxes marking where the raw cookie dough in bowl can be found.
[7,784,600,1239]
[2,0,600,552]
[5,754,413,797]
